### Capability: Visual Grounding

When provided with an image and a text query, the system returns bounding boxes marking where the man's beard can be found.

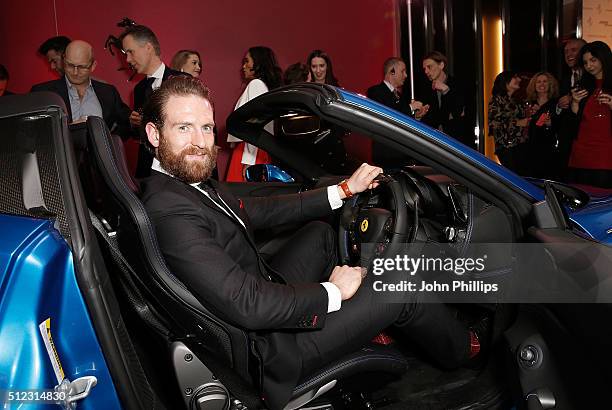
[157,137,219,184]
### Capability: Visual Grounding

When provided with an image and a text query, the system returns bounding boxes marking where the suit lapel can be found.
[184,180,255,239]
[384,84,399,107]
[206,181,285,283]
[57,78,73,122]
[184,180,276,280]
[183,182,232,220]
[91,81,110,124]
[134,78,148,111]
[149,171,276,283]
[162,66,170,81]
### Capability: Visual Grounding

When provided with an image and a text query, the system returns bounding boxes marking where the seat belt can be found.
[89,210,173,339]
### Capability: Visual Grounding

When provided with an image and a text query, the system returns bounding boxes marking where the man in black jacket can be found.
[31,40,131,136]
[367,57,428,118]
[140,76,481,410]
[37,35,71,77]
[420,51,469,146]
[367,57,428,167]
[555,38,587,181]
[120,24,186,177]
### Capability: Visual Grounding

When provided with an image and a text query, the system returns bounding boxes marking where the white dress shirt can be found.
[227,79,274,166]
[148,63,166,90]
[65,77,103,122]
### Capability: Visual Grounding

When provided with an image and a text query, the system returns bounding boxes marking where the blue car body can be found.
[0,214,121,409]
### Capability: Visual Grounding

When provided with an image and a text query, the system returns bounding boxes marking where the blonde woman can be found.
[170,50,202,77]
[525,72,560,179]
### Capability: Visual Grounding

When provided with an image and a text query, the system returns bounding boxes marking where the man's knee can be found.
[302,220,334,235]
[304,220,336,254]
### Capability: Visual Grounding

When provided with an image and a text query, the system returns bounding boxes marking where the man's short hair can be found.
[142,76,211,150]
[283,62,309,84]
[563,37,587,49]
[38,36,71,55]
[383,57,404,76]
[422,51,448,69]
[120,25,161,56]
[0,64,9,81]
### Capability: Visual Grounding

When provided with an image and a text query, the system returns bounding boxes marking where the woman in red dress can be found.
[226,46,282,182]
[568,41,612,189]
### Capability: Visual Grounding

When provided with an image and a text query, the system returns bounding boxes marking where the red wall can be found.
[0,0,399,174]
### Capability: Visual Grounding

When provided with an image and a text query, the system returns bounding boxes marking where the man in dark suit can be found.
[30,40,131,135]
[420,51,469,146]
[367,57,429,168]
[37,35,71,77]
[367,57,428,118]
[120,24,186,178]
[555,38,587,181]
[140,77,482,410]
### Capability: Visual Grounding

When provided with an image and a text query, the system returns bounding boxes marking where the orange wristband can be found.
[339,179,353,198]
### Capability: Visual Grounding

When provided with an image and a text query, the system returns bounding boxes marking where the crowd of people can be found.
[488,39,612,189]
[3,24,610,410]
[1,27,491,410]
[1,27,610,188]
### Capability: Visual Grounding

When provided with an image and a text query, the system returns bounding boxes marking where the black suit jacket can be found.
[419,75,467,144]
[140,171,333,409]
[367,82,414,117]
[133,65,185,111]
[132,66,187,177]
[556,68,589,178]
[30,77,131,136]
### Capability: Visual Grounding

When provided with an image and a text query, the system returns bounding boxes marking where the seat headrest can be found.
[84,115,209,312]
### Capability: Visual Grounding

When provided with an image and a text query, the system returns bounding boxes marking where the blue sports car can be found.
[0,84,611,409]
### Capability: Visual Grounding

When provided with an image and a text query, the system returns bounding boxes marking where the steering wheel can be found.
[338,174,417,266]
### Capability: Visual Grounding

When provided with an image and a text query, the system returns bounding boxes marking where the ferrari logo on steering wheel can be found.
[360,218,369,232]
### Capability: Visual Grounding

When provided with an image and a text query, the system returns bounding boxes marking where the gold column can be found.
[482,17,503,161]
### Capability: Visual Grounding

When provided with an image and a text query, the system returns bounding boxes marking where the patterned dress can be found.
[488,94,529,175]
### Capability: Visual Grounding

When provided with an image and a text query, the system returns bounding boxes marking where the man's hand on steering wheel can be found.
[337,167,411,266]
[329,265,364,301]
[337,163,383,200]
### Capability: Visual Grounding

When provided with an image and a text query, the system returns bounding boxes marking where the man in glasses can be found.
[31,40,131,135]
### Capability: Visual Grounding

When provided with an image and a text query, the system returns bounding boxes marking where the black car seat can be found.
[83,116,408,409]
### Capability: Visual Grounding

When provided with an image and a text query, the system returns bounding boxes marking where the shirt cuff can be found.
[321,282,342,313]
[327,185,344,210]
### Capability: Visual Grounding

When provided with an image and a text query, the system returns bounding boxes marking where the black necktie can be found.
[197,182,284,283]
[393,88,400,103]
[198,182,241,224]
[144,76,156,101]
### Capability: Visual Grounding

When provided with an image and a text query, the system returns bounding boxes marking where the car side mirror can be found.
[244,164,295,183]
[280,115,321,136]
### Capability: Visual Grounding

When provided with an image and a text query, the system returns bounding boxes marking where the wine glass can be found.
[523,101,533,118]
[594,90,608,119]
